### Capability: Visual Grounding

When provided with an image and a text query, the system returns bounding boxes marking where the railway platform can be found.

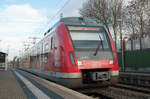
[0,68,27,99]
[0,68,92,99]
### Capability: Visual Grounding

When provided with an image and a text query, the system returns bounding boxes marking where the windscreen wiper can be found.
[93,34,104,56]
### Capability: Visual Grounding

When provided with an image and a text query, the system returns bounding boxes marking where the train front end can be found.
[61,18,119,88]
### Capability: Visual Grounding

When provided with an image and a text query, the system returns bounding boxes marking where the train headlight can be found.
[109,60,113,64]
[77,61,82,66]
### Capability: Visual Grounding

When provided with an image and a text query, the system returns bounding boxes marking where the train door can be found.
[30,56,35,69]
[44,53,49,69]
[50,37,55,71]
[41,54,45,71]
[43,36,51,71]
[53,36,61,67]
[36,55,40,69]
[40,42,44,71]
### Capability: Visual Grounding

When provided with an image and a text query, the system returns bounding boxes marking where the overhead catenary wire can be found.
[37,0,65,35]
[20,0,72,51]
[39,0,71,34]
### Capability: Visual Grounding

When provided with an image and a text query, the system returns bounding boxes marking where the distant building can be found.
[0,52,8,71]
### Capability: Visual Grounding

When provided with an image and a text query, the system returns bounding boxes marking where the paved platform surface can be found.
[22,69,92,99]
[0,69,27,99]
[0,68,92,99]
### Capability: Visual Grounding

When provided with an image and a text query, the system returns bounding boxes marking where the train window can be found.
[68,26,113,60]
[51,37,53,49]
[44,53,48,63]
[70,31,109,49]
[44,43,49,52]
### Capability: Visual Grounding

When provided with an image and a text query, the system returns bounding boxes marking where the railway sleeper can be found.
[119,75,150,88]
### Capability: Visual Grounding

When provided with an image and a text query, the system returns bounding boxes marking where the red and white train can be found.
[20,17,119,88]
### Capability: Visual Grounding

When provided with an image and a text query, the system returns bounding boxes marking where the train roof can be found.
[60,17,101,26]
[0,52,7,55]
[44,17,102,36]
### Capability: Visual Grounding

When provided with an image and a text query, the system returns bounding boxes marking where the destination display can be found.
[68,26,100,31]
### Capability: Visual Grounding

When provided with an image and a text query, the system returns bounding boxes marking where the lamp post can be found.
[117,19,122,51]
[0,40,1,51]
[117,18,125,72]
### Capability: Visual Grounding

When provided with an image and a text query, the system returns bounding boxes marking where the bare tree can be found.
[80,0,123,47]
[123,3,138,40]
[124,0,150,37]
[124,0,150,50]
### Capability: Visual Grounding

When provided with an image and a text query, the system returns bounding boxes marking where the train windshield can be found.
[68,26,113,60]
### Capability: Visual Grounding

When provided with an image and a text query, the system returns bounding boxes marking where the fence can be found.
[117,35,150,72]
[126,35,150,51]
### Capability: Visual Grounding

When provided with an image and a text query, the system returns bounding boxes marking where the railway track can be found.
[119,72,150,88]
[74,84,150,99]
[114,84,150,94]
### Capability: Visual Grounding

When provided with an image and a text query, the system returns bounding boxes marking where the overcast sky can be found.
[0,0,86,60]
